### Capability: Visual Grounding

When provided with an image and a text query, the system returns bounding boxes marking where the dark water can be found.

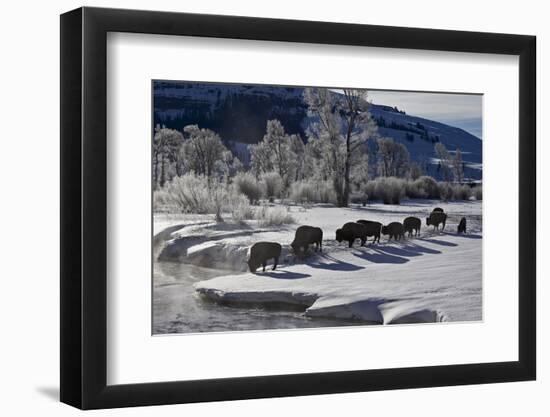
[153,261,356,334]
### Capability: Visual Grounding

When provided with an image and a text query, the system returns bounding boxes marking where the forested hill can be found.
[153,81,482,181]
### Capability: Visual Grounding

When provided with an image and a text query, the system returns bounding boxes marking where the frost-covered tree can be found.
[435,142,452,182]
[215,149,243,183]
[288,133,306,182]
[181,125,228,181]
[303,88,377,206]
[350,153,370,205]
[376,137,410,178]
[249,119,301,189]
[452,147,464,183]
[153,126,184,187]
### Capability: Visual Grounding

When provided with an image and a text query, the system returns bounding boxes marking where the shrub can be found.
[404,180,428,199]
[233,172,264,204]
[289,180,337,204]
[289,181,316,203]
[374,177,406,204]
[162,174,213,213]
[261,172,284,202]
[229,193,255,223]
[210,182,229,222]
[362,177,405,204]
[412,176,440,199]
[153,188,171,212]
[255,205,295,227]
[473,184,483,200]
[452,184,472,201]
[438,182,454,202]
[350,192,369,206]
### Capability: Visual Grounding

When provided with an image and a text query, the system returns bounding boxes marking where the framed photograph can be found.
[60,7,536,409]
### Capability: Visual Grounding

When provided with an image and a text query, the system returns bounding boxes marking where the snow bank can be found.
[156,201,482,326]
[156,220,295,270]
[194,230,481,324]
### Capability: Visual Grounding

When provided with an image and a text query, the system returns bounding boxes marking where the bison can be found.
[426,212,447,230]
[432,207,444,213]
[457,217,467,234]
[356,220,382,244]
[403,216,421,237]
[381,222,405,241]
[291,225,323,256]
[247,242,282,272]
[336,222,368,248]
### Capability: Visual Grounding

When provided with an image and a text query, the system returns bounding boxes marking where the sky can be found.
[366,90,483,139]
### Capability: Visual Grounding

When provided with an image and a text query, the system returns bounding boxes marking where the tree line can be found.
[153,88,466,207]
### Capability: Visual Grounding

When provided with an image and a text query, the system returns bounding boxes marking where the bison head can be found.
[381,225,388,235]
[335,228,343,242]
[247,258,259,273]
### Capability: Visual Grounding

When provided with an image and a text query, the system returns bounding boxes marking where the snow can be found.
[194,230,481,324]
[155,200,482,326]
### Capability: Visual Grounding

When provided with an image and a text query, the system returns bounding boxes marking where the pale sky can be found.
[366,90,483,139]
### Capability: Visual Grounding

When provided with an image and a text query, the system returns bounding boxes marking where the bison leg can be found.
[319,240,323,252]
[361,238,366,246]
[273,257,278,271]
[262,262,266,272]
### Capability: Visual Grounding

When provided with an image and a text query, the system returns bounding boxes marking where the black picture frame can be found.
[60,6,536,410]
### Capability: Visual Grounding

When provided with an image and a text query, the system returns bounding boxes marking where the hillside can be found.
[153,81,482,181]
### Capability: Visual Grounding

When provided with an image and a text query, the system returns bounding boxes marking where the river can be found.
[153,261,357,334]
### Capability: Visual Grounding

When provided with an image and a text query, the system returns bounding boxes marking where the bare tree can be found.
[303,88,377,206]
[452,147,464,183]
[408,161,424,180]
[376,137,410,178]
[435,142,452,182]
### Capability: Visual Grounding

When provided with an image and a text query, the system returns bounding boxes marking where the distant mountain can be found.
[153,81,482,181]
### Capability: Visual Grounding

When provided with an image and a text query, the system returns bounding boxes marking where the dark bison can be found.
[381,222,405,241]
[336,222,368,248]
[247,242,282,272]
[291,225,323,256]
[403,216,421,237]
[426,212,447,230]
[457,217,467,234]
[432,207,444,213]
[356,220,382,244]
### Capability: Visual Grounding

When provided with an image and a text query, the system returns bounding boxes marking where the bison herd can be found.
[247,207,468,272]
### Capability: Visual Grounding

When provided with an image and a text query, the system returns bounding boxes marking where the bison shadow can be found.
[351,240,443,264]
[399,242,441,255]
[352,247,409,264]
[307,253,364,272]
[417,237,458,247]
[374,244,425,258]
[256,270,311,280]
[443,232,482,240]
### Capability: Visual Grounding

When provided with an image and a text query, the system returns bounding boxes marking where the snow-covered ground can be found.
[154,200,482,332]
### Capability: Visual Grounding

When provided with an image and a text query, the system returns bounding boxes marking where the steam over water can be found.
[153,261,355,334]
